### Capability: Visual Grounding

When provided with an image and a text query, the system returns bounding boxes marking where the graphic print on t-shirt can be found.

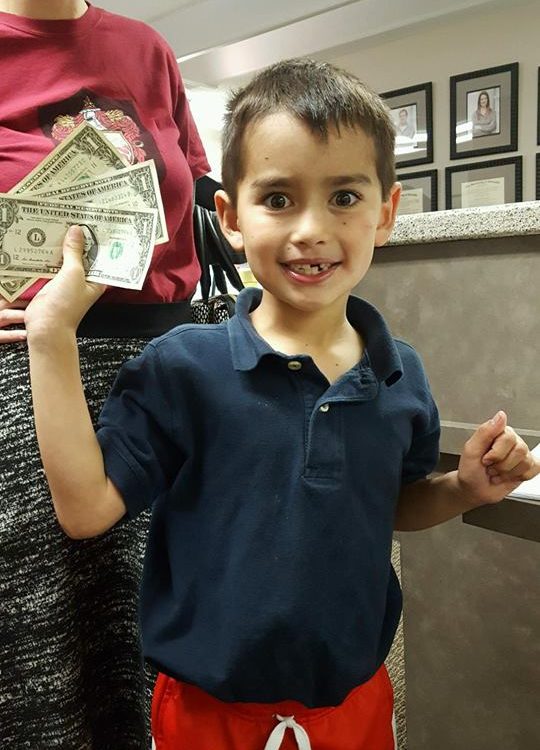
[38,89,165,177]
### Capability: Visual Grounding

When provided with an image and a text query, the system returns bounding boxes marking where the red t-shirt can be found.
[0,3,210,303]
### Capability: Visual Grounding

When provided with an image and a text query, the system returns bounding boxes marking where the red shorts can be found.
[152,665,395,750]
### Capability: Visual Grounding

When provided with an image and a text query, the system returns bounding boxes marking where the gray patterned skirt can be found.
[0,337,154,749]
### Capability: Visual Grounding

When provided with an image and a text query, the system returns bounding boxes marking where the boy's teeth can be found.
[289,263,332,275]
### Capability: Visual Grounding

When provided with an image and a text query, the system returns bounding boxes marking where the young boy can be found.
[26,59,539,750]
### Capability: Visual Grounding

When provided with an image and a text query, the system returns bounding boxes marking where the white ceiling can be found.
[98,0,197,23]
[97,0,532,86]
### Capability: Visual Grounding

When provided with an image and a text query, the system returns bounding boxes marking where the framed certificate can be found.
[397,170,437,214]
[445,156,522,209]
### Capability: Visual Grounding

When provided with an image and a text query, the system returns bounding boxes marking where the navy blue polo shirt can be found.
[97,287,440,707]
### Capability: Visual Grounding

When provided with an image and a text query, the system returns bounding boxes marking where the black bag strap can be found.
[193,204,244,301]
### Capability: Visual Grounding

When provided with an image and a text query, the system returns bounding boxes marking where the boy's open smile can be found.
[280,259,339,282]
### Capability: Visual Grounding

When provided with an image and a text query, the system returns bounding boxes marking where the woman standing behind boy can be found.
[0,1,209,747]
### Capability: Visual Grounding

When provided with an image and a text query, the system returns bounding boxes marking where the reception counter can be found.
[353,202,540,750]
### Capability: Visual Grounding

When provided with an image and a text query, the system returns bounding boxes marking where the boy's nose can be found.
[289,209,329,247]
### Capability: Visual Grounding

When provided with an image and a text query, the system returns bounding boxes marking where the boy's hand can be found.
[457,411,540,507]
[24,225,106,338]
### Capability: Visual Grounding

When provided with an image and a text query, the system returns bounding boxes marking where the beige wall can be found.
[325,1,540,203]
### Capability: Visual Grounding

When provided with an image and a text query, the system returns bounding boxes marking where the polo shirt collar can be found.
[229,288,403,386]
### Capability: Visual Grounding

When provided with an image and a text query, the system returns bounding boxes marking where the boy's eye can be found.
[264,193,291,209]
[332,191,360,207]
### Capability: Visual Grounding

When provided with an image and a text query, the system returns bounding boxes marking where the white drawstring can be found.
[263,714,312,750]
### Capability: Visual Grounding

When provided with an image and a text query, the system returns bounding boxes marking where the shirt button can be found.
[288,360,302,371]
[319,403,330,412]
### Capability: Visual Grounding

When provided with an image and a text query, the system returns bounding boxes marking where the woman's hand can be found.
[25,225,106,341]
[0,297,29,344]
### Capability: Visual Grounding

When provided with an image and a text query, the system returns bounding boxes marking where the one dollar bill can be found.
[0,275,38,302]
[34,160,168,245]
[0,194,157,290]
[0,122,129,301]
[11,121,127,195]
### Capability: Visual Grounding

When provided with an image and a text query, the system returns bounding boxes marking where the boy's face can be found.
[217,112,400,316]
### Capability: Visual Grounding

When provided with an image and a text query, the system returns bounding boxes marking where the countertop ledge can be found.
[387,201,540,246]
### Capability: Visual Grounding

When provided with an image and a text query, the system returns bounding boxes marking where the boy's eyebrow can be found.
[250,177,295,190]
[327,173,373,187]
[250,173,373,190]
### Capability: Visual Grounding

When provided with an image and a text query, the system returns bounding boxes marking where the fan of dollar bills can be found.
[0,122,167,302]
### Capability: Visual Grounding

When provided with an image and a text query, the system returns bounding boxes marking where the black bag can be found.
[191,204,244,324]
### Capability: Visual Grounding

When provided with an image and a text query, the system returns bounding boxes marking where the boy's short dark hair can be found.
[221,58,396,203]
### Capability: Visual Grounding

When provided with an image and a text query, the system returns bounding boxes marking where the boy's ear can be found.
[374,182,401,247]
[214,189,245,252]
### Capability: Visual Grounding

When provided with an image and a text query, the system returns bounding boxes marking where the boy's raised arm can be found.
[395,411,540,531]
[25,226,127,539]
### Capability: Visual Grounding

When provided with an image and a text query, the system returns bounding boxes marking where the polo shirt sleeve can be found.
[400,349,441,485]
[96,343,181,518]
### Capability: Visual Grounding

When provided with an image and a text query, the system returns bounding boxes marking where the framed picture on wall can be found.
[445,156,522,209]
[380,83,433,168]
[397,170,437,214]
[537,68,540,146]
[450,63,518,160]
